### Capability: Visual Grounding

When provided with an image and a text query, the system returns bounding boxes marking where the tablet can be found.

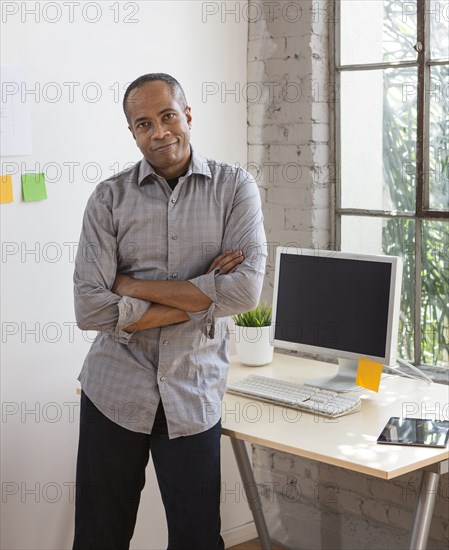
[377,417,449,448]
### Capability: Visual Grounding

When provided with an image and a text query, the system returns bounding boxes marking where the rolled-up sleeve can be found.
[74,186,150,344]
[188,169,267,336]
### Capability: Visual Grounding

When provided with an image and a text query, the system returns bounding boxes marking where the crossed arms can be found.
[111,250,244,332]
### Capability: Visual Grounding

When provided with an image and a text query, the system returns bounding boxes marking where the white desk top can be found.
[222,353,449,480]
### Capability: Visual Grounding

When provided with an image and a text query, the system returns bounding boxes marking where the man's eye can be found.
[137,122,149,128]
[164,113,176,120]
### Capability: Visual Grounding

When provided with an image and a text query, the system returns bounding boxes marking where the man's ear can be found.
[128,125,136,140]
[185,106,192,128]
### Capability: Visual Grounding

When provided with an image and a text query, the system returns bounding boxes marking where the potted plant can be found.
[232,303,274,366]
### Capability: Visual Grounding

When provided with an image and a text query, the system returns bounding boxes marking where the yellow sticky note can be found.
[0,175,13,204]
[356,357,383,392]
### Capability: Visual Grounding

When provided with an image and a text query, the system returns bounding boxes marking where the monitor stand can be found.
[307,358,362,392]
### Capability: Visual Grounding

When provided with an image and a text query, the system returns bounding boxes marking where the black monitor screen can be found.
[274,254,392,358]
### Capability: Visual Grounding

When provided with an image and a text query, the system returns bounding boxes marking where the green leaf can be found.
[232,302,272,327]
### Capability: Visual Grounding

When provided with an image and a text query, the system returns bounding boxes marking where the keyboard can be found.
[226,375,362,418]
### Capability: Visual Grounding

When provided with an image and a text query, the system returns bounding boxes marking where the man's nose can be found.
[152,121,169,140]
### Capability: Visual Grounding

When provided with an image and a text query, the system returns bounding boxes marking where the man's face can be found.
[127,81,192,179]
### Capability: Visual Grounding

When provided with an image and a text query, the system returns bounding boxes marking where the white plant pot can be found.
[235,325,274,366]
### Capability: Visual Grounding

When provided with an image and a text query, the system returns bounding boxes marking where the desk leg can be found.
[230,438,272,550]
[408,470,440,550]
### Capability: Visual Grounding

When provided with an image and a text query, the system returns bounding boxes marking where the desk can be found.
[222,353,449,550]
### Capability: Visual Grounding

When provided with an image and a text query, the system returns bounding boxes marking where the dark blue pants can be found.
[73,392,224,550]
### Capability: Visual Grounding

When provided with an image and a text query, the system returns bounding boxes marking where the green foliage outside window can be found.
[382,1,448,366]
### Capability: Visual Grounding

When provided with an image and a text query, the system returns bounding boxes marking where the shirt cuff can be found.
[115,296,151,344]
[189,269,220,303]
[186,302,216,338]
[188,270,221,338]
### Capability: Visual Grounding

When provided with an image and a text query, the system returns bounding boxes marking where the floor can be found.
[229,539,284,550]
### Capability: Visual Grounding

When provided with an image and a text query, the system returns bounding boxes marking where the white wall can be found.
[1,2,253,548]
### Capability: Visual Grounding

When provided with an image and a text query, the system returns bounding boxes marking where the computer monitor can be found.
[271,247,403,391]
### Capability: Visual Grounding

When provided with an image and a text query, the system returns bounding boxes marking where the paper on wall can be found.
[0,65,33,157]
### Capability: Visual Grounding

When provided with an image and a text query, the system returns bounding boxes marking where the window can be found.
[335,0,449,367]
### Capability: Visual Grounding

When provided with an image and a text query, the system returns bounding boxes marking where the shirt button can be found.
[171,198,176,203]
[160,376,166,382]
[163,340,168,346]
[171,273,178,279]
[171,234,178,240]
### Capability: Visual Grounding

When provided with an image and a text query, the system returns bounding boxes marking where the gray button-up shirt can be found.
[74,147,267,438]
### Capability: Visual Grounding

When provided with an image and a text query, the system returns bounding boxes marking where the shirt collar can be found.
[138,145,212,187]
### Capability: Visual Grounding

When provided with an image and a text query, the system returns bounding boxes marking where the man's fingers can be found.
[217,251,244,274]
[206,250,231,273]
[207,250,243,274]
[207,256,222,273]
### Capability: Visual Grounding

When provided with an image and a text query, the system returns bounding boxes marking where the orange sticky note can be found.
[356,357,383,392]
[0,175,13,204]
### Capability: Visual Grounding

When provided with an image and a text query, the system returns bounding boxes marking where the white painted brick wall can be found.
[252,446,449,549]
[247,1,448,548]
[248,0,331,310]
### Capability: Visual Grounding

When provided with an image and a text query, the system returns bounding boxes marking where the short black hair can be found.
[123,73,187,122]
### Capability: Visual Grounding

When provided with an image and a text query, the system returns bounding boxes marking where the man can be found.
[73,73,267,550]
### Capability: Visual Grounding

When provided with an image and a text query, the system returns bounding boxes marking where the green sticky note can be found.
[22,173,47,202]
[356,357,383,392]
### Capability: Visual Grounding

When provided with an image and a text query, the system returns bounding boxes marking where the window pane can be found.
[341,68,417,211]
[383,0,418,62]
[340,0,417,65]
[421,221,449,366]
[430,0,449,59]
[429,65,449,210]
[340,215,415,363]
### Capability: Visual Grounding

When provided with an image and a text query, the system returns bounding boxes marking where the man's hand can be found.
[112,274,136,297]
[207,250,244,274]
